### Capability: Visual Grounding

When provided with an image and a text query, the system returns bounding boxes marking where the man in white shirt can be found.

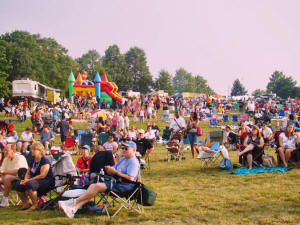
[247,99,255,116]
[170,110,186,133]
[0,144,28,207]
[16,127,35,153]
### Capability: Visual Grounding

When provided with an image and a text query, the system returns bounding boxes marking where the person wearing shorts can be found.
[58,141,140,218]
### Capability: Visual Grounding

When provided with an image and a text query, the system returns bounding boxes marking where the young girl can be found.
[139,107,145,124]
[133,112,137,124]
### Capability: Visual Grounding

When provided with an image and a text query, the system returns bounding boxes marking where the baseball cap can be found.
[138,129,145,134]
[122,141,137,150]
[81,145,91,151]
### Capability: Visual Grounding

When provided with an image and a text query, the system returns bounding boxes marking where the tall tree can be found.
[102,45,131,91]
[173,68,195,93]
[231,79,247,96]
[266,71,297,98]
[125,47,152,93]
[252,89,266,96]
[194,75,215,95]
[75,49,101,77]
[0,41,12,97]
[155,70,174,95]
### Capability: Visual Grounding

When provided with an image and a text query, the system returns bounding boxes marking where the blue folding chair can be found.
[223,115,229,122]
[210,118,217,126]
[77,129,86,141]
[279,110,285,117]
[232,115,238,123]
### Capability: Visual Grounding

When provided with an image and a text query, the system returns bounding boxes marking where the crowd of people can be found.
[0,94,299,217]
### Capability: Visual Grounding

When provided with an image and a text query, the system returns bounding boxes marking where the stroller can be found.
[40,152,79,210]
[164,129,186,161]
[32,116,44,133]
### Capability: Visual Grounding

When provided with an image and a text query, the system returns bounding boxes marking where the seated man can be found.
[135,129,154,159]
[261,122,273,144]
[17,127,35,154]
[40,126,55,150]
[58,141,140,218]
[0,144,28,207]
[224,126,239,145]
[76,145,92,174]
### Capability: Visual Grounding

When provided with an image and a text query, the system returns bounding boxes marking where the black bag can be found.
[137,184,157,206]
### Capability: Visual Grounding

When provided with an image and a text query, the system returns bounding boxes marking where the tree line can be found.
[0,30,215,98]
[231,71,300,98]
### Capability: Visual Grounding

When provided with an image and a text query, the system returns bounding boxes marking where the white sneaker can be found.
[58,199,76,218]
[0,197,9,207]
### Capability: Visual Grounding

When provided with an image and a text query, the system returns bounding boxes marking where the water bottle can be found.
[100,168,104,182]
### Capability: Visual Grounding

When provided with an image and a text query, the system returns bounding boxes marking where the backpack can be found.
[219,158,233,170]
[137,184,157,206]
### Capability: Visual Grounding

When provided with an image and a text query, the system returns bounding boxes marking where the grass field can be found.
[0,112,300,225]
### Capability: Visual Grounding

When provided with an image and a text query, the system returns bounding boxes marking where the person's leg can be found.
[2,175,16,197]
[238,144,255,157]
[75,183,107,211]
[285,148,295,166]
[22,142,29,154]
[44,141,49,150]
[16,142,22,152]
[26,190,38,210]
[247,154,253,169]
[278,147,288,167]
[17,191,30,209]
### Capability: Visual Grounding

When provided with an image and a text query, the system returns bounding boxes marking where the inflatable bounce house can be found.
[68,71,122,103]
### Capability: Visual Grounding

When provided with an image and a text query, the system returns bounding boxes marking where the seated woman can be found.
[14,142,54,210]
[238,125,264,169]
[278,122,299,167]
[127,126,137,141]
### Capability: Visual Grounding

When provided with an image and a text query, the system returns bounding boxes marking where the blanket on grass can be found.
[229,166,292,176]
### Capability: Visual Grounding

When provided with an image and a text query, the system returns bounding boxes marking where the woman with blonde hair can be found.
[278,122,299,167]
[14,142,54,210]
[238,125,264,169]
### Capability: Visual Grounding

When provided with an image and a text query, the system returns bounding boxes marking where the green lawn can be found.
[0,112,300,224]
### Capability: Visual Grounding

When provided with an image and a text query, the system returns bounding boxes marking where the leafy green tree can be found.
[0,30,76,95]
[75,49,101,77]
[231,79,247,96]
[292,87,300,98]
[194,75,215,95]
[173,68,195,93]
[0,41,12,97]
[266,71,297,98]
[252,89,266,96]
[125,47,152,93]
[155,70,174,95]
[102,45,131,91]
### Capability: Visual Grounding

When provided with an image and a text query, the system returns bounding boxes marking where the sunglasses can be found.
[122,146,129,151]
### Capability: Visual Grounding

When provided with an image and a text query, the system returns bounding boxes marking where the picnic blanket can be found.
[229,166,292,176]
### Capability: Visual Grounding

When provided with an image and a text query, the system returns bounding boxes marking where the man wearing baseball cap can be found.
[58,141,140,218]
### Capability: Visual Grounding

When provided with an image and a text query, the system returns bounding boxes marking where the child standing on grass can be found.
[139,107,145,124]
[133,112,137,124]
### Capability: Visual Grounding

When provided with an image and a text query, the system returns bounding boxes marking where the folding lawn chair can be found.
[197,130,225,168]
[232,115,238,123]
[279,110,285,117]
[241,115,248,123]
[80,133,93,147]
[77,129,86,141]
[96,174,151,218]
[223,115,229,123]
[98,133,110,145]
[210,118,217,127]
[63,137,77,150]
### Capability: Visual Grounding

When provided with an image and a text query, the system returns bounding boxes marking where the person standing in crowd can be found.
[57,115,70,148]
[187,112,200,159]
